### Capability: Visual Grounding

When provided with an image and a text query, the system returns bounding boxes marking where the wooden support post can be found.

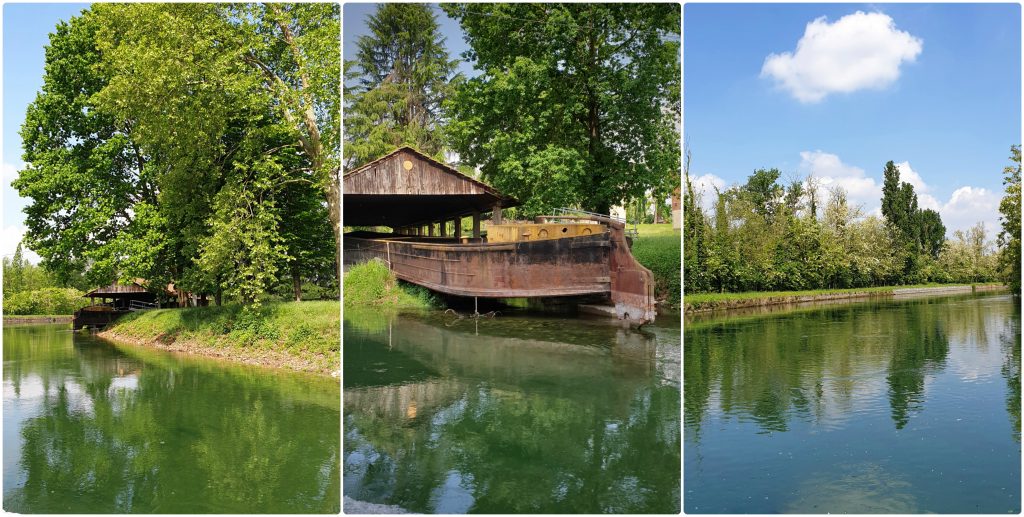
[429,223,436,237]
[472,211,481,239]
[454,216,462,240]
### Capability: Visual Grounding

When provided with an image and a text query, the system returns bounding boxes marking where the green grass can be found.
[685,282,1005,310]
[631,223,681,307]
[106,300,340,359]
[343,259,437,310]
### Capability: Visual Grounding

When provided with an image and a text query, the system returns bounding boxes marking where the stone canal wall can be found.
[3,315,72,324]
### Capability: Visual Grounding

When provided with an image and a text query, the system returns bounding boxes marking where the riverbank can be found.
[685,283,1007,313]
[98,301,339,375]
[3,314,72,324]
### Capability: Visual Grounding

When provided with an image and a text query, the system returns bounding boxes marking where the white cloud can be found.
[689,173,727,213]
[798,150,882,212]
[939,186,1002,237]
[2,163,19,184]
[761,11,923,103]
[0,225,41,264]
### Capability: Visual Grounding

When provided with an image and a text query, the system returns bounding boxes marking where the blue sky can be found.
[2,3,88,262]
[685,3,1021,237]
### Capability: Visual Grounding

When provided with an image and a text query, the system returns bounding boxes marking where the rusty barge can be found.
[343,147,657,323]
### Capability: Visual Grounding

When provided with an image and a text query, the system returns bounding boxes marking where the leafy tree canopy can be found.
[443,3,680,217]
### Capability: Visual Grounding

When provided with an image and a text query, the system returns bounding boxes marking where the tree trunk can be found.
[585,19,608,217]
[292,264,302,302]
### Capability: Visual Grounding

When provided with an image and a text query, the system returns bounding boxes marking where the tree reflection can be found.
[1001,301,1021,442]
[4,330,340,513]
[886,306,949,429]
[681,297,1021,434]
[343,313,680,513]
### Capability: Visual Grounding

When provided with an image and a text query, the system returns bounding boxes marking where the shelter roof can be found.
[84,281,150,298]
[343,147,519,227]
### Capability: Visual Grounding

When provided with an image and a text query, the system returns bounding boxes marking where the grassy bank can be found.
[631,224,681,308]
[685,282,1005,313]
[99,301,339,375]
[343,259,436,309]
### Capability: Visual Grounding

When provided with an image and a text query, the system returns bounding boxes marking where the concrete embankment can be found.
[685,284,1008,314]
[3,315,72,324]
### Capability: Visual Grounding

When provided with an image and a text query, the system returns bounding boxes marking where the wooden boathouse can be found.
[343,146,517,237]
[343,147,657,323]
[73,281,157,330]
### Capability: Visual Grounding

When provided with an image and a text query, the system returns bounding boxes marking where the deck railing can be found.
[128,300,158,311]
[552,208,638,237]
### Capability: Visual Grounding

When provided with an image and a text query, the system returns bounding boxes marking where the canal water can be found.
[685,293,1021,513]
[2,323,340,513]
[342,309,681,513]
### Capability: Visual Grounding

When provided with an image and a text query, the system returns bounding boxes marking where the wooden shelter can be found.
[343,147,518,237]
[74,281,157,330]
[84,281,156,310]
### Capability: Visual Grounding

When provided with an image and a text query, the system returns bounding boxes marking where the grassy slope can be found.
[685,282,1005,311]
[343,259,436,310]
[103,301,340,372]
[630,223,681,308]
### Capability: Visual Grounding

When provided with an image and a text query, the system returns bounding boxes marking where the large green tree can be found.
[999,145,1022,294]
[344,4,459,169]
[15,9,156,287]
[443,3,680,216]
[94,3,341,259]
[16,4,338,306]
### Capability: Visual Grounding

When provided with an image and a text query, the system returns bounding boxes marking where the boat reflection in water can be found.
[343,309,680,514]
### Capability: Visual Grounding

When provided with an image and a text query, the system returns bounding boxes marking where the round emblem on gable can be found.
[403,160,414,171]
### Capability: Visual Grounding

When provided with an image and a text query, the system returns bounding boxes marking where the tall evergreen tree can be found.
[344,4,458,169]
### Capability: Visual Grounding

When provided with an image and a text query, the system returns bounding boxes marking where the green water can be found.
[685,293,1021,513]
[342,310,681,513]
[2,323,340,513]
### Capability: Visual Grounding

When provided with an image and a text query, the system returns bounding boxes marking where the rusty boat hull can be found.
[343,218,656,323]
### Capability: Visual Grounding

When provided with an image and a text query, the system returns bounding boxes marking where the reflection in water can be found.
[343,310,680,513]
[3,324,340,513]
[786,462,918,514]
[684,294,1021,514]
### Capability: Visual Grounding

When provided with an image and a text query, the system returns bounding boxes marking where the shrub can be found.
[343,259,437,309]
[3,287,90,315]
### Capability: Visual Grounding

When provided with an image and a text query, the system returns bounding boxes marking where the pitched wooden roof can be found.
[84,281,149,297]
[343,147,518,228]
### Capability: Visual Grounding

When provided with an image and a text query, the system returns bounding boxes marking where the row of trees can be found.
[344,3,681,218]
[14,4,339,306]
[3,243,88,315]
[683,149,1021,293]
